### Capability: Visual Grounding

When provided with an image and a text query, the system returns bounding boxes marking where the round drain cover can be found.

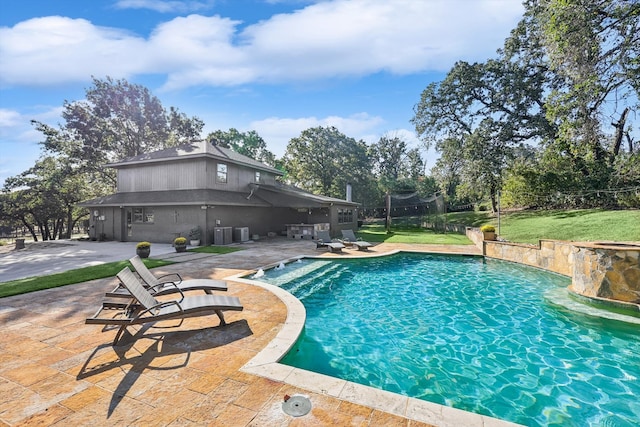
[282,394,312,417]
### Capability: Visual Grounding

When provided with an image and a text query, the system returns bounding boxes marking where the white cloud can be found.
[114,0,216,14]
[0,0,524,88]
[0,109,21,127]
[0,17,148,85]
[250,112,384,156]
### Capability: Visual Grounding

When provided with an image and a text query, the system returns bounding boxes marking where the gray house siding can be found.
[80,141,359,244]
[117,159,278,193]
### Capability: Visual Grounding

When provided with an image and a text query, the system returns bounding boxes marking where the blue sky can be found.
[0,0,525,186]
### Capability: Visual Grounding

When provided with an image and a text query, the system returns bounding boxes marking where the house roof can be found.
[79,184,359,209]
[250,183,359,208]
[107,140,283,175]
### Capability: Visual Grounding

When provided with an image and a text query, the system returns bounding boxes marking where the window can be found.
[338,208,353,224]
[132,207,154,223]
[217,163,228,183]
[255,171,261,182]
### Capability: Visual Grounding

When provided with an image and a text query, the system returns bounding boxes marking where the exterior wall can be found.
[466,227,640,305]
[88,207,122,242]
[204,206,307,240]
[117,159,279,193]
[88,205,312,244]
[88,203,358,245]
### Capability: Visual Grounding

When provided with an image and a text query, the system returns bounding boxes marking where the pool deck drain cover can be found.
[282,394,311,417]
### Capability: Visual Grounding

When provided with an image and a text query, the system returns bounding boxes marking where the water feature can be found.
[254,253,640,427]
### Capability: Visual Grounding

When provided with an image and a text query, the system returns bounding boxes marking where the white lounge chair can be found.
[315,230,345,253]
[341,229,372,251]
[87,267,243,345]
[103,256,228,308]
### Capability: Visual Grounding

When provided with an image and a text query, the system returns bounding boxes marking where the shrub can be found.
[480,225,496,233]
[136,241,151,249]
[189,226,201,240]
[174,237,187,245]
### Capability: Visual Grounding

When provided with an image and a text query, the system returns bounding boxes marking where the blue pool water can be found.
[256,253,640,427]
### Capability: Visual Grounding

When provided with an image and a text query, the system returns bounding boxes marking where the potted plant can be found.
[136,241,151,258]
[189,226,201,246]
[174,237,187,252]
[480,225,497,241]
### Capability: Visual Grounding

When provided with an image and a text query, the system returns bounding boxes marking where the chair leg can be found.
[215,309,226,326]
[112,325,127,346]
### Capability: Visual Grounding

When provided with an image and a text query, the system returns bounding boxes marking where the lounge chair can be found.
[340,229,372,251]
[103,255,228,307]
[87,267,243,345]
[315,230,345,253]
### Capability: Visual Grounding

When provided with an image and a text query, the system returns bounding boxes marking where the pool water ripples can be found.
[258,253,640,427]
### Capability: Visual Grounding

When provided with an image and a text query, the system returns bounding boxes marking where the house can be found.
[79,140,359,245]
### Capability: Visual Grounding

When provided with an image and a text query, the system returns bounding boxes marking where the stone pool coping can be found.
[227,250,524,427]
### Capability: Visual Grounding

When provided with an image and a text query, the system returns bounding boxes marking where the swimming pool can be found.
[255,252,640,427]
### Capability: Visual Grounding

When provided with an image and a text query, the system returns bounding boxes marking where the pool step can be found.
[264,259,334,287]
[285,264,351,301]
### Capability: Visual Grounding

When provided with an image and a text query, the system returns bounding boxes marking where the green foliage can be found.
[136,241,151,249]
[413,0,639,211]
[174,237,187,245]
[284,126,373,202]
[35,76,203,190]
[480,225,495,232]
[1,156,92,240]
[188,226,201,240]
[611,152,640,208]
[207,128,276,166]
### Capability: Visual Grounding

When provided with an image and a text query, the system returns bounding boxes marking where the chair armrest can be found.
[147,282,186,301]
[156,272,183,285]
[135,300,184,319]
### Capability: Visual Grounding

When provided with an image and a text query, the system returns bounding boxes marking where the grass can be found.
[188,245,244,254]
[467,208,640,244]
[366,208,640,245]
[358,224,474,245]
[0,258,174,298]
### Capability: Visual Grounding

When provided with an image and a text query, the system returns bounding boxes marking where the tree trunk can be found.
[612,107,629,156]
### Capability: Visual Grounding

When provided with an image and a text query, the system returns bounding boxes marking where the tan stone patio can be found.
[1,238,527,426]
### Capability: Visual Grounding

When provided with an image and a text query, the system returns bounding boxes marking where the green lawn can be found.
[357,224,473,245]
[447,208,640,244]
[0,258,174,298]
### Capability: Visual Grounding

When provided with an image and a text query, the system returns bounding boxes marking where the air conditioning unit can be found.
[214,227,232,245]
[234,227,249,242]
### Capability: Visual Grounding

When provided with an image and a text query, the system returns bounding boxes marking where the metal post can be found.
[497,190,501,236]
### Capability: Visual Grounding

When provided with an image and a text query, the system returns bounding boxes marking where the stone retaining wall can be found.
[466,228,640,305]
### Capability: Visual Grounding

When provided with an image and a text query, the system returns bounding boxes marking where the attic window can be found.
[217,163,227,183]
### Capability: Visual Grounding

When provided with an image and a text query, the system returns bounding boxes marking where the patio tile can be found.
[59,385,110,411]
[17,404,73,426]
[3,363,58,387]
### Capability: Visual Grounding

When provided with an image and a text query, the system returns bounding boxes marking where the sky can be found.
[0,0,525,187]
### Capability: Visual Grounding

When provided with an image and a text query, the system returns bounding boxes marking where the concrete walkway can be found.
[0,238,503,427]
